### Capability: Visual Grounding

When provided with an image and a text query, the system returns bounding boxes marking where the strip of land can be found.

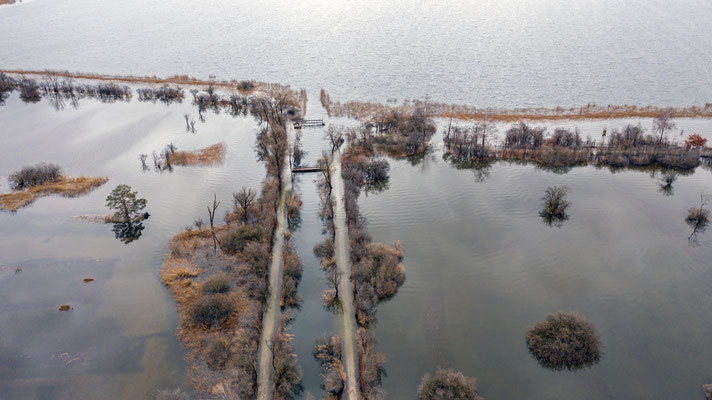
[330,150,361,400]
[320,89,712,122]
[256,124,293,400]
[0,176,108,212]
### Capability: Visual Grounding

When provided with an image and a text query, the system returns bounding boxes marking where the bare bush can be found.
[313,336,345,397]
[189,295,235,328]
[137,85,185,104]
[9,162,62,190]
[526,311,602,370]
[540,186,570,227]
[18,78,41,103]
[417,368,482,400]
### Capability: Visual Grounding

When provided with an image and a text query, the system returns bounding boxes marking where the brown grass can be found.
[0,0,17,5]
[0,176,108,212]
[320,89,712,122]
[168,143,226,166]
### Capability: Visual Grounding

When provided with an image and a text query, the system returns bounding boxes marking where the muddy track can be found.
[330,150,361,400]
[256,125,293,400]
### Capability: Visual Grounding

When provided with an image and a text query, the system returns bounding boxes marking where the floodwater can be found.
[1,0,712,107]
[0,92,266,399]
[359,128,712,399]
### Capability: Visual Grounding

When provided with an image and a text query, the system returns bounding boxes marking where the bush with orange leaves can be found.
[685,133,708,149]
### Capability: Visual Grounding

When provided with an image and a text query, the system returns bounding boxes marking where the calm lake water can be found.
[1,0,712,107]
[2,89,712,399]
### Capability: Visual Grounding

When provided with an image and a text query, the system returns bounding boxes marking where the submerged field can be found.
[1,81,712,399]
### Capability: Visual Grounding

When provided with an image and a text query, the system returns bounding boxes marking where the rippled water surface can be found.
[1,0,712,106]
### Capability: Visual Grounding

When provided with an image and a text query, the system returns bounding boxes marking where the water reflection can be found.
[686,194,710,246]
[539,186,571,228]
[658,171,677,196]
[111,221,145,244]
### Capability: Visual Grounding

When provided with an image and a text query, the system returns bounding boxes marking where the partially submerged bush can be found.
[417,368,482,400]
[313,336,345,397]
[18,78,41,103]
[540,186,570,227]
[202,275,231,294]
[526,311,602,371]
[9,162,62,190]
[189,295,235,328]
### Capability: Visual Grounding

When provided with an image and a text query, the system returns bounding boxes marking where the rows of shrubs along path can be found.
[331,150,361,400]
[256,125,293,400]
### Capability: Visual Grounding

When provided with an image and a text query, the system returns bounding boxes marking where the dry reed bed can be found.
[168,143,227,166]
[0,176,108,212]
[320,89,712,122]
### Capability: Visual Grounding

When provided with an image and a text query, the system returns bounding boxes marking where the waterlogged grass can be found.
[168,143,226,166]
[0,176,108,212]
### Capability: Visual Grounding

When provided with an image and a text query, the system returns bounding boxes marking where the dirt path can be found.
[256,125,293,400]
[330,150,361,400]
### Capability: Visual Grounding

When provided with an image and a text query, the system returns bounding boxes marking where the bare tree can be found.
[207,194,221,254]
[139,154,149,171]
[292,130,306,168]
[325,126,344,153]
[233,186,257,225]
[686,193,710,245]
[255,124,288,177]
[653,109,676,144]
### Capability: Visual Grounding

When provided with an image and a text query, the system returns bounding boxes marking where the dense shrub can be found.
[0,72,17,104]
[541,186,570,217]
[202,275,231,294]
[273,329,304,399]
[205,338,231,370]
[313,336,345,397]
[221,225,263,254]
[18,78,41,103]
[189,295,235,328]
[238,80,255,91]
[417,368,482,400]
[526,311,602,370]
[9,163,62,190]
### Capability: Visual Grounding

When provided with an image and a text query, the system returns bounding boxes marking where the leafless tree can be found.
[233,186,257,225]
[658,171,677,196]
[139,154,149,171]
[686,193,710,245]
[325,126,344,153]
[207,194,221,254]
[292,130,306,168]
[653,109,676,144]
[255,124,288,177]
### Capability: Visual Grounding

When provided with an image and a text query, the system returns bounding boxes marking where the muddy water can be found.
[0,92,266,399]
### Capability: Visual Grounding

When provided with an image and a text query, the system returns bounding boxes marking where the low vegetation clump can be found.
[137,85,185,104]
[703,384,712,400]
[368,104,437,157]
[205,338,231,370]
[189,295,235,328]
[526,311,602,371]
[1,166,108,212]
[417,368,482,400]
[540,185,570,227]
[202,275,231,294]
[313,336,345,398]
[9,162,62,190]
[167,143,227,167]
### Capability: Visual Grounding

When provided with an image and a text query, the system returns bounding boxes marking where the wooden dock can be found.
[294,119,325,129]
[292,166,322,173]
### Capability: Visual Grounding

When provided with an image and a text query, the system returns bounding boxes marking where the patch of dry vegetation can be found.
[1,176,108,212]
[526,311,602,371]
[320,89,712,122]
[168,143,227,166]
[313,336,346,399]
[417,368,482,400]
